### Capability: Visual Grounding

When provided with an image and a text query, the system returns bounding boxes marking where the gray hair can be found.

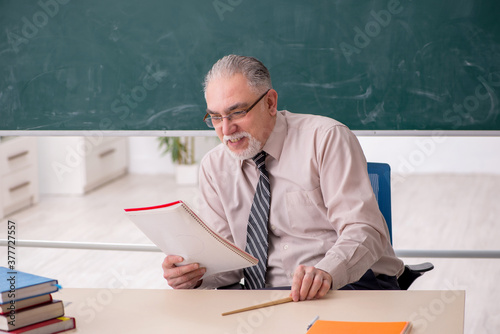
[203,55,272,94]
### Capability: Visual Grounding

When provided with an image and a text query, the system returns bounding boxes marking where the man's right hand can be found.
[162,255,206,289]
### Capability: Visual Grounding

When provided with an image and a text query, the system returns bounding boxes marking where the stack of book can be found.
[0,267,76,333]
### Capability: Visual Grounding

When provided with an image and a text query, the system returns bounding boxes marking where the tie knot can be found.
[252,151,267,172]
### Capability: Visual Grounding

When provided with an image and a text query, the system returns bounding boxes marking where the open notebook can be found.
[125,201,258,277]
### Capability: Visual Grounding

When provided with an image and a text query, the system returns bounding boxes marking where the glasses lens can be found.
[204,118,214,128]
[229,110,247,121]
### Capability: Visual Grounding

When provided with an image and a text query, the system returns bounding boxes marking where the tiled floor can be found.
[1,173,499,333]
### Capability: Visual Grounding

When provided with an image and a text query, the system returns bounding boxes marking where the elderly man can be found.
[162,55,404,302]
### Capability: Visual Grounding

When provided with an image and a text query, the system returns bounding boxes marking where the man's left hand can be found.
[291,265,332,302]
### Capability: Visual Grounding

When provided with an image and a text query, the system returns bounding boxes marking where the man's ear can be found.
[266,89,278,116]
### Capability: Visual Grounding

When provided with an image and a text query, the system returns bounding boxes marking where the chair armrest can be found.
[406,262,434,273]
[398,262,434,290]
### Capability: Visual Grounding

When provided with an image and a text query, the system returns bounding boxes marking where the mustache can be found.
[223,132,250,145]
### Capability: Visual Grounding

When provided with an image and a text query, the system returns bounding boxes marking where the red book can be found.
[0,316,76,334]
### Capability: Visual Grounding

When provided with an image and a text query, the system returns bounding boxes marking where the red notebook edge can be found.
[124,200,183,212]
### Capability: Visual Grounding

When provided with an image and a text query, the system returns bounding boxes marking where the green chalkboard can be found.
[1,0,500,132]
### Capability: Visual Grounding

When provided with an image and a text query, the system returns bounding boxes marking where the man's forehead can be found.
[205,75,254,113]
[206,73,251,96]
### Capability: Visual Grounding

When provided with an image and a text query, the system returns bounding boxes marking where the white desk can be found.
[55,289,465,333]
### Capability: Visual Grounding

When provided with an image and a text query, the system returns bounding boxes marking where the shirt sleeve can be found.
[196,155,244,289]
[313,125,392,290]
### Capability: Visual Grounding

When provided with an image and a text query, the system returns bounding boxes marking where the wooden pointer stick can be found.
[222,296,293,316]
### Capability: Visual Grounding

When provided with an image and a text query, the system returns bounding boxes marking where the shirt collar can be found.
[236,110,287,168]
[262,110,286,162]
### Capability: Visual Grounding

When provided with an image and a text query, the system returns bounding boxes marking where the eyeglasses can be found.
[203,89,270,128]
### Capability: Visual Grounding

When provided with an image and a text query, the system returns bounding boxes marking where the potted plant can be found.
[157,136,198,185]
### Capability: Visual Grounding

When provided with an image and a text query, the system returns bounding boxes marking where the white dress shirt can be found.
[197,110,404,290]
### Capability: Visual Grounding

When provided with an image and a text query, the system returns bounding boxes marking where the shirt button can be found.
[283,244,289,250]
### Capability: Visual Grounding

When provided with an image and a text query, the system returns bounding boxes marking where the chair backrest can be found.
[368,163,434,289]
[367,162,393,244]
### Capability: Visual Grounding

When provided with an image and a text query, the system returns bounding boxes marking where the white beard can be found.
[223,132,263,160]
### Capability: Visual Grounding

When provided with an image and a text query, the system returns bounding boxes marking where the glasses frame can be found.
[203,89,270,128]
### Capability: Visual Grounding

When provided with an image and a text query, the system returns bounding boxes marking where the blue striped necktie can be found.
[244,151,271,289]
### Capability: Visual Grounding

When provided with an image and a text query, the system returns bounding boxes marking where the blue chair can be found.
[367,162,434,290]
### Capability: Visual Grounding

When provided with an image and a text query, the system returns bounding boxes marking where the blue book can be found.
[0,267,59,304]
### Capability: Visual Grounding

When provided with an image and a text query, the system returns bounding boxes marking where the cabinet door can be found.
[38,137,128,194]
[84,138,128,192]
[0,166,38,217]
[0,137,37,176]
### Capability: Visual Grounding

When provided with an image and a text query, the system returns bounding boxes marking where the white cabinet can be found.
[0,137,39,218]
[38,137,128,194]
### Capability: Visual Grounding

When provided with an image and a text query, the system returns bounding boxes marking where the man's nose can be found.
[221,117,237,135]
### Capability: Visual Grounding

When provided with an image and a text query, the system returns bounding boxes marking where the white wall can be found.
[128,136,500,175]
[358,136,500,175]
[128,136,219,175]
[128,137,174,174]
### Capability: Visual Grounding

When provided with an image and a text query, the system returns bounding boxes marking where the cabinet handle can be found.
[8,150,29,161]
[99,148,116,158]
[9,181,30,192]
